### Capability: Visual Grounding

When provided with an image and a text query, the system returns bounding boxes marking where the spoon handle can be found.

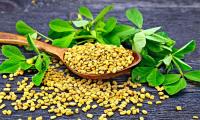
[0,32,65,57]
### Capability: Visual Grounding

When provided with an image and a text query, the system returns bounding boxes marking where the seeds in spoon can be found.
[64,43,134,74]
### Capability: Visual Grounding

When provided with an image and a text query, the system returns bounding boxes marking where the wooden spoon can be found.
[0,32,141,80]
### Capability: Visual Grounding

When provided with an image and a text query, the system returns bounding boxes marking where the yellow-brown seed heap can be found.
[64,43,134,74]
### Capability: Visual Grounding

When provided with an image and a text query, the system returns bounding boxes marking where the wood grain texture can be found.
[0,0,199,120]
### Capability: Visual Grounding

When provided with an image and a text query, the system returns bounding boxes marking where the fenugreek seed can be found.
[86,113,93,119]
[27,116,32,120]
[120,111,126,115]
[156,101,162,105]
[107,111,114,117]
[0,104,6,109]
[75,108,79,113]
[142,110,148,115]
[92,104,98,109]
[9,74,14,78]
[176,106,182,111]
[7,110,12,115]
[126,110,131,115]
[192,115,199,119]
[9,77,14,81]
[36,116,43,120]
[3,88,11,92]
[136,103,143,107]
[50,116,57,119]
[158,92,164,96]
[141,87,146,93]
[139,116,144,120]
[2,110,7,115]
[147,101,153,105]
[2,75,7,79]
[5,84,11,88]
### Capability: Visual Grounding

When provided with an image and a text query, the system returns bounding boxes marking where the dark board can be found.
[0,0,199,120]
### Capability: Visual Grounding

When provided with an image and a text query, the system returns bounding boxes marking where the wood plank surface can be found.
[0,0,199,120]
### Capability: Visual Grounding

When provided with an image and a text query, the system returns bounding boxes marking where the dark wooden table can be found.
[0,0,200,120]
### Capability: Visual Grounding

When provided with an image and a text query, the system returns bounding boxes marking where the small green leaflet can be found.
[0,59,20,73]
[49,18,74,32]
[72,20,89,27]
[94,5,113,22]
[173,56,192,71]
[104,35,120,46]
[132,67,154,83]
[52,33,75,48]
[132,31,146,53]
[173,40,196,58]
[32,53,50,86]
[140,50,156,66]
[16,20,35,35]
[147,68,165,86]
[2,45,25,60]
[35,53,50,72]
[184,70,200,82]
[27,33,40,54]
[143,27,161,36]
[164,78,187,95]
[163,54,172,66]
[163,74,181,85]
[126,7,143,28]
[79,6,93,20]
[104,17,117,34]
[32,71,45,86]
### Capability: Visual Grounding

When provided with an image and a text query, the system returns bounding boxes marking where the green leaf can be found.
[104,17,117,34]
[0,59,21,73]
[163,54,172,66]
[164,78,187,95]
[16,20,35,35]
[20,62,32,70]
[140,50,156,66]
[52,33,75,48]
[146,35,165,43]
[105,35,120,46]
[94,5,113,22]
[132,31,146,53]
[147,41,163,52]
[174,40,196,58]
[173,56,192,71]
[147,68,165,86]
[143,27,161,36]
[184,70,200,82]
[79,6,93,20]
[49,18,74,32]
[2,45,25,60]
[72,20,89,27]
[96,34,106,44]
[35,53,50,72]
[27,33,40,54]
[132,67,154,83]
[32,71,45,86]
[126,7,143,28]
[163,74,181,85]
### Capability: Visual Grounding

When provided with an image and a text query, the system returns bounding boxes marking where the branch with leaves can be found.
[0,5,199,95]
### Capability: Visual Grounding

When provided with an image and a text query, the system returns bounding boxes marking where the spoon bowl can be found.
[0,32,141,80]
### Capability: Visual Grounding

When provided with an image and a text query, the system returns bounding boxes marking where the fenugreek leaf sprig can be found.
[13,5,200,94]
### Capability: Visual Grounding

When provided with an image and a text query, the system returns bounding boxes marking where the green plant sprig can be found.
[9,5,200,95]
[0,33,50,86]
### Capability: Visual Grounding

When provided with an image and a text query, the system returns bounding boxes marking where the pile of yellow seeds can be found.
[0,60,171,120]
[64,43,134,74]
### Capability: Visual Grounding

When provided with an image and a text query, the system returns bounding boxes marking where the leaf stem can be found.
[77,39,94,45]
[37,32,53,41]
[74,35,96,39]
[156,61,163,68]
[172,59,184,76]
